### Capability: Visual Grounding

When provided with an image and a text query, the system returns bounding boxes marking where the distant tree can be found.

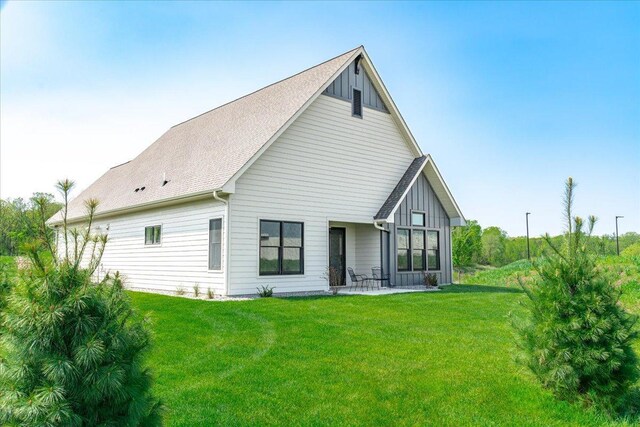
[452,220,482,267]
[0,180,162,426]
[0,193,61,256]
[513,178,638,413]
[480,226,507,266]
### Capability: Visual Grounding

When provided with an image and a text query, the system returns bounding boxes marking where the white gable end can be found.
[227,93,416,294]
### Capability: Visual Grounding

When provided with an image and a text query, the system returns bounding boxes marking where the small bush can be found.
[621,242,640,258]
[193,283,200,297]
[0,179,162,426]
[207,287,215,299]
[322,266,342,295]
[424,272,438,287]
[257,285,274,297]
[513,178,639,414]
[176,286,186,296]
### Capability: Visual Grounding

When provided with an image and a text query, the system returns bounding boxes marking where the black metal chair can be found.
[371,267,390,289]
[347,267,370,290]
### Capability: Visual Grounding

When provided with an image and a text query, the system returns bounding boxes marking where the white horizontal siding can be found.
[228,95,415,295]
[355,224,381,277]
[58,199,227,294]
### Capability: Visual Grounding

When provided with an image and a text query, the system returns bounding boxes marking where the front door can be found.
[329,227,346,286]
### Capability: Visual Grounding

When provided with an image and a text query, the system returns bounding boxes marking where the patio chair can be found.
[347,267,370,290]
[371,267,390,289]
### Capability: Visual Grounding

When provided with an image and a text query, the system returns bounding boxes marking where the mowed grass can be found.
[130,279,638,426]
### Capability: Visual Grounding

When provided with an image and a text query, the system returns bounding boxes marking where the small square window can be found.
[145,225,161,245]
[411,212,425,227]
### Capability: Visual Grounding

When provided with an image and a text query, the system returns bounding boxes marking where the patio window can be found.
[259,220,304,275]
[397,229,410,271]
[427,230,440,270]
[144,225,161,245]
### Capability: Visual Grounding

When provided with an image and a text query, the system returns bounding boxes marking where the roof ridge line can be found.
[170,46,362,129]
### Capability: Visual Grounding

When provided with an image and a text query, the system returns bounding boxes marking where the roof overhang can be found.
[375,155,466,226]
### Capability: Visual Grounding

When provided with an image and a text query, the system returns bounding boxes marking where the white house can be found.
[49,46,465,296]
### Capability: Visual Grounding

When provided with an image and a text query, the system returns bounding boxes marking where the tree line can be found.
[0,194,62,256]
[452,219,640,268]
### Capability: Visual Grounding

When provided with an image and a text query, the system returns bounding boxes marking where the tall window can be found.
[427,230,440,270]
[259,220,304,275]
[145,225,161,245]
[397,211,440,271]
[352,88,362,118]
[209,218,222,270]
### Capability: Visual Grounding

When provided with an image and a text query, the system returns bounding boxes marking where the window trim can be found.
[208,217,224,272]
[144,224,162,246]
[258,219,305,276]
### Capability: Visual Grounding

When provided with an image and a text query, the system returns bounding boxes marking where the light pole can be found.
[526,212,531,260]
[615,216,624,255]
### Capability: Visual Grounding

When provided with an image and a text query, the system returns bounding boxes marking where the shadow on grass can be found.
[439,284,524,294]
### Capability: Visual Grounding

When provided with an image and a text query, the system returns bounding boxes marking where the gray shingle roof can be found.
[374,156,428,220]
[53,47,361,222]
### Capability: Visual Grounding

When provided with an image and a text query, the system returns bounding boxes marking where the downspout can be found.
[213,190,230,296]
[373,220,387,232]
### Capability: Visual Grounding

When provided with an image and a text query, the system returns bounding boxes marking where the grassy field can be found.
[130,256,640,426]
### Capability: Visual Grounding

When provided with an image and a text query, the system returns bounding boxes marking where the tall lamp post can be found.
[615,216,624,255]
[526,212,531,260]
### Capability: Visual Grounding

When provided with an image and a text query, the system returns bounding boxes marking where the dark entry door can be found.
[329,228,346,286]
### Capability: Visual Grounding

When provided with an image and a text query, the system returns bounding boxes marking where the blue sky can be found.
[1,1,638,236]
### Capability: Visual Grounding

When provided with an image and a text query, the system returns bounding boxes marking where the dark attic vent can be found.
[140,186,146,191]
[352,88,362,118]
[162,180,169,187]
[134,188,140,192]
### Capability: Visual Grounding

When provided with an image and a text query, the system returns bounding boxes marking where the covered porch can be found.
[328,221,386,289]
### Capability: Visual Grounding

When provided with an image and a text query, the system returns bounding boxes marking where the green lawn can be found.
[130,274,639,426]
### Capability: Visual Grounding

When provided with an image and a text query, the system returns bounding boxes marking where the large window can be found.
[145,225,161,245]
[209,218,222,270]
[397,211,440,271]
[259,220,304,275]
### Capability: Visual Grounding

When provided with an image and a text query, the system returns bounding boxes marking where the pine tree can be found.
[0,180,162,426]
[514,178,639,413]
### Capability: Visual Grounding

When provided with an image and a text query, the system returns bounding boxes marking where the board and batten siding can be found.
[227,94,414,295]
[58,199,227,294]
[323,60,388,113]
[383,173,452,285]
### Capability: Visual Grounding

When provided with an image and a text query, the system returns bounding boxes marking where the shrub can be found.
[207,287,215,299]
[257,285,274,298]
[423,272,438,287]
[513,178,639,413]
[621,242,640,258]
[176,286,186,296]
[193,283,200,297]
[0,179,162,426]
[322,266,342,295]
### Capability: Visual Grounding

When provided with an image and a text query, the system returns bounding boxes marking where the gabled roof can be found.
[375,155,466,226]
[50,46,463,225]
[51,47,363,223]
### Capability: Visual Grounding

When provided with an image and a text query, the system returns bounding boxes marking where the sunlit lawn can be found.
[131,279,638,426]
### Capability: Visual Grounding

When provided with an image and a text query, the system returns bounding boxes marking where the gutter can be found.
[213,190,230,296]
[373,220,388,232]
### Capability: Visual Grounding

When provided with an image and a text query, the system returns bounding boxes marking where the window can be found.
[352,88,362,118]
[259,220,303,275]
[427,230,440,270]
[144,225,161,245]
[412,212,425,227]
[209,218,222,270]
[397,211,440,272]
[412,230,426,271]
[397,229,410,271]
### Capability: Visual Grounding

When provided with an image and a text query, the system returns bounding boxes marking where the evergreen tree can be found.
[514,178,639,413]
[0,180,162,426]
